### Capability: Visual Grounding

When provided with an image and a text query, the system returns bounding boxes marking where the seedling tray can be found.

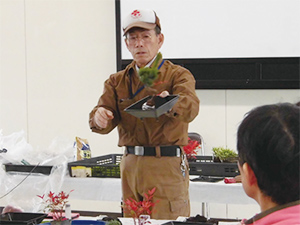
[68,154,122,178]
[124,95,179,119]
[188,156,240,177]
[0,212,47,225]
[4,164,53,175]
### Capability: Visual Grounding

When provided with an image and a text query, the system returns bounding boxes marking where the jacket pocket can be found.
[170,199,189,213]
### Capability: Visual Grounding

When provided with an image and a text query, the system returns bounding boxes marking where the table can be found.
[59,177,255,205]
[61,176,255,217]
[0,172,256,219]
[42,217,239,225]
[60,176,256,217]
[0,174,255,205]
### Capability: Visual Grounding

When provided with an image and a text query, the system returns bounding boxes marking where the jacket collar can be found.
[125,53,164,77]
[244,200,300,224]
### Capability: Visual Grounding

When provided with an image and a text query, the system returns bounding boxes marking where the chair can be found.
[188,132,208,217]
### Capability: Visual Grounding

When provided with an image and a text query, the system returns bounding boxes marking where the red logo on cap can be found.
[131,10,141,18]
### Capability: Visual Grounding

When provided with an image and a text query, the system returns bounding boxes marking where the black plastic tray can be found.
[68,154,122,178]
[188,156,240,177]
[124,95,179,118]
[4,164,53,175]
[0,212,47,225]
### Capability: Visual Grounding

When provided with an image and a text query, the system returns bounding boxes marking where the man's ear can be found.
[124,38,129,49]
[243,162,257,186]
[158,33,164,48]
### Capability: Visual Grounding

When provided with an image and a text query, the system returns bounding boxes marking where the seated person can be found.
[237,102,300,225]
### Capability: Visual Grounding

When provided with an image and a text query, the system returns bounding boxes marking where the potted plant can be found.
[139,52,162,110]
[122,187,158,225]
[212,147,238,163]
[124,52,180,119]
[37,190,73,225]
[139,52,176,112]
[183,137,201,161]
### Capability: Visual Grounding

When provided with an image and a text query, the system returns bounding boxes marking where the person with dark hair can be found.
[89,9,199,219]
[237,102,300,225]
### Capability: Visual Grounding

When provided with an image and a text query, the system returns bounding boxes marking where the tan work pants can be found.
[120,153,190,220]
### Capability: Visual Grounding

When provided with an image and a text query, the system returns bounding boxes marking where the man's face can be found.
[125,28,164,68]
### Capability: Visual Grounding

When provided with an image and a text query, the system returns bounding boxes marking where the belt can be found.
[126,146,181,157]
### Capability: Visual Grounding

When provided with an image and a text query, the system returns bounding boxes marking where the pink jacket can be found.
[241,200,300,225]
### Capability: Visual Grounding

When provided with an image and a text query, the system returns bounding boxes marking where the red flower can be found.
[37,190,73,221]
[122,187,158,221]
[183,138,201,159]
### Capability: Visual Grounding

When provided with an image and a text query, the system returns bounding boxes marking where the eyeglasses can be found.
[127,33,152,45]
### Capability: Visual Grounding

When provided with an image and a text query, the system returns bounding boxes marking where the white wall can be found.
[0,0,120,156]
[0,0,299,219]
[193,89,300,155]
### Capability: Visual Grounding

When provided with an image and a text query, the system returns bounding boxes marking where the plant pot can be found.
[221,157,239,163]
[187,157,197,162]
[43,219,72,225]
[132,215,150,225]
[213,156,238,163]
[213,156,221,163]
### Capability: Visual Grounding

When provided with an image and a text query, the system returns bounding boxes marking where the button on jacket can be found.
[89,57,200,147]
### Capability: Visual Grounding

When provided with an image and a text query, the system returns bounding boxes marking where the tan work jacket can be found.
[89,57,200,147]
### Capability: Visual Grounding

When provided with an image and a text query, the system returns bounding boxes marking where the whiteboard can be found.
[120,0,300,59]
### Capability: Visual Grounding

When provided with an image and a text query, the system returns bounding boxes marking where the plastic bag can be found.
[0,130,74,212]
[0,130,34,165]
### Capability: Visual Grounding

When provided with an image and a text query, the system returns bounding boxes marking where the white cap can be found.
[123,9,161,35]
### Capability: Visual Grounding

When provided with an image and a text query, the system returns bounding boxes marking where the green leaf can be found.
[138,53,162,87]
[212,147,237,161]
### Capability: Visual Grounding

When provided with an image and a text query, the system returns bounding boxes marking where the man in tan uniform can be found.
[89,9,199,219]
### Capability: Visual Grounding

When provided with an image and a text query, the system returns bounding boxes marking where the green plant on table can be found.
[212,147,238,162]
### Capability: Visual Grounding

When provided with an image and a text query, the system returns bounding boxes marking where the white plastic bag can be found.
[0,130,33,165]
[0,130,74,212]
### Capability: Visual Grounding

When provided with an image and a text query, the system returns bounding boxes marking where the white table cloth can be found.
[1,174,255,205]
[59,177,255,205]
